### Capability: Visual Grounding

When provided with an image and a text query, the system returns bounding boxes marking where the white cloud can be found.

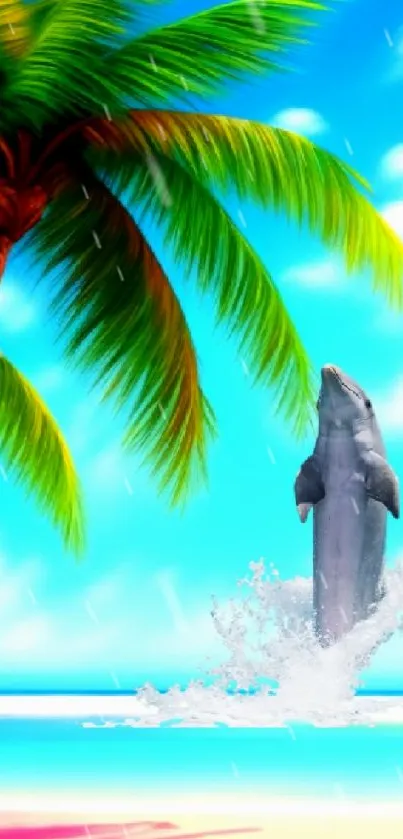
[0,555,220,671]
[374,307,403,336]
[283,259,344,290]
[155,570,190,636]
[67,395,102,455]
[85,443,139,499]
[271,108,328,137]
[0,284,36,332]
[33,364,65,394]
[380,145,403,180]
[2,615,51,653]
[373,376,403,434]
[88,444,126,486]
[0,555,42,616]
[381,201,403,240]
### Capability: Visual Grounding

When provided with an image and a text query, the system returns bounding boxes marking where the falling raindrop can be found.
[85,599,99,625]
[116,266,125,282]
[287,724,296,740]
[8,23,15,35]
[92,230,102,249]
[395,765,403,784]
[247,0,265,33]
[384,29,393,47]
[339,605,348,625]
[267,446,276,464]
[149,54,158,71]
[27,588,37,605]
[102,103,112,121]
[319,571,328,590]
[81,184,89,199]
[110,670,121,689]
[0,464,7,481]
[350,497,359,515]
[145,153,172,207]
[344,138,354,156]
[240,358,249,376]
[238,209,247,228]
[159,402,167,419]
[124,476,133,495]
[180,75,188,90]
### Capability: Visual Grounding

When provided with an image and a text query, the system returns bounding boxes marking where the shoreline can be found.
[0,694,402,721]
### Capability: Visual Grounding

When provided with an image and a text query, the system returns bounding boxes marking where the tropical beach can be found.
[1,804,403,839]
[1,0,403,832]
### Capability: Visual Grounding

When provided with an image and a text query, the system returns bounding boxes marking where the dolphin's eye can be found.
[365,399,372,409]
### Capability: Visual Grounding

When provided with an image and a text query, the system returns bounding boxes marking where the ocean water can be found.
[1,711,403,806]
[2,560,403,814]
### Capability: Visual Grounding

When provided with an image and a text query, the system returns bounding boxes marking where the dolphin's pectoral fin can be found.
[364,453,400,519]
[297,503,313,523]
[294,456,325,523]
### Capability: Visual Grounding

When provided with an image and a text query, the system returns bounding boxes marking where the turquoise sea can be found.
[2,692,403,805]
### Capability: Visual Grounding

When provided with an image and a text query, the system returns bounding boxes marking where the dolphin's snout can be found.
[322,363,340,375]
[321,364,341,385]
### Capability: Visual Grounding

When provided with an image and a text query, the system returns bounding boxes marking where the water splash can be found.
[209,559,403,722]
[83,560,403,727]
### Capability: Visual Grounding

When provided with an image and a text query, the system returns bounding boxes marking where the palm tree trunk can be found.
[0,184,47,277]
[0,235,11,278]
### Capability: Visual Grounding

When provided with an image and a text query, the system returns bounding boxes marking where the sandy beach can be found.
[2,695,403,836]
[0,806,403,839]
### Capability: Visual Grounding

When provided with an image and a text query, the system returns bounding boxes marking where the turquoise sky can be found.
[0,0,403,692]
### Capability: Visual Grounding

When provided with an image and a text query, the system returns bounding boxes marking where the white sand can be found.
[1,792,403,818]
[0,801,403,839]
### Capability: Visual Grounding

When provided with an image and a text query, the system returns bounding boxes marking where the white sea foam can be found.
[84,559,403,728]
[2,561,403,728]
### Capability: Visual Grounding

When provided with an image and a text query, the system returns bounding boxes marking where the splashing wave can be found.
[84,560,403,727]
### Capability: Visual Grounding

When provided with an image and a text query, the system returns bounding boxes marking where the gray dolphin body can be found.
[294,364,400,646]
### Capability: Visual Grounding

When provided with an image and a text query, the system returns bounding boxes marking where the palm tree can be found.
[0,354,84,553]
[0,0,402,507]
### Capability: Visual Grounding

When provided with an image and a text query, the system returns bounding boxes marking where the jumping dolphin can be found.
[294,364,400,646]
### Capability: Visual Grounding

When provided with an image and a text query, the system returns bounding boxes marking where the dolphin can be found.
[294,364,400,646]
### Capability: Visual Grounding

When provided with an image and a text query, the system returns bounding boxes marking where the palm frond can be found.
[4,0,129,130]
[0,353,84,554]
[87,110,403,307]
[108,0,327,105]
[92,147,316,435]
[28,171,216,506]
[0,0,29,57]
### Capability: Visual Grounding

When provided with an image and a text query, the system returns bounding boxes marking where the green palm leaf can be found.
[0,0,29,56]
[27,171,216,506]
[93,110,403,307]
[4,0,129,130]
[0,353,84,554]
[92,148,316,435]
[109,0,327,105]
